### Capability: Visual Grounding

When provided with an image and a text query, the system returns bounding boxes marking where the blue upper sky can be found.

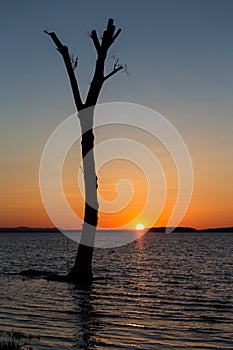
[1,1,233,128]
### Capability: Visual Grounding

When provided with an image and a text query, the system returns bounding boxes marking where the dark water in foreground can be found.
[0,231,232,349]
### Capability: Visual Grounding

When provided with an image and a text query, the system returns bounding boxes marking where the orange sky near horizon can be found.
[1,125,233,230]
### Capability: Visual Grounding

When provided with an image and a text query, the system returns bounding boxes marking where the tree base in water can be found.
[18,269,93,287]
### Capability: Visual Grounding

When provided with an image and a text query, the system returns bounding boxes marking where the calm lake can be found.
[0,231,232,349]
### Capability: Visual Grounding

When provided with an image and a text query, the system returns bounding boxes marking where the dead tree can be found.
[45,19,123,285]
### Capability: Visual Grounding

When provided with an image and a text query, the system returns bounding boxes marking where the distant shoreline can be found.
[148,226,233,233]
[0,226,232,233]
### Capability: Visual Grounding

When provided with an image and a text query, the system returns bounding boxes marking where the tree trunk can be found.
[67,108,98,285]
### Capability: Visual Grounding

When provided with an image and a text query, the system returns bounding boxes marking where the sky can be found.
[0,0,233,229]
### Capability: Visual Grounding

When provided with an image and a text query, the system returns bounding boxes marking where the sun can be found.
[136,223,145,231]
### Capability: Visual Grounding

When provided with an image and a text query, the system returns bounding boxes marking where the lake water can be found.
[0,231,232,349]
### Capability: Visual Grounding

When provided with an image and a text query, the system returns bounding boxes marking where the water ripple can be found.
[0,231,232,349]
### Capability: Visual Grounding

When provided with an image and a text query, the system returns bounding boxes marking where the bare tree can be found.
[45,19,123,285]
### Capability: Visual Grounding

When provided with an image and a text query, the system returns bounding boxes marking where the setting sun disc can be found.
[136,223,144,231]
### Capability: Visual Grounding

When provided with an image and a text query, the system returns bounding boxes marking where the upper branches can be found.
[86,18,123,106]
[45,18,123,111]
[90,18,121,54]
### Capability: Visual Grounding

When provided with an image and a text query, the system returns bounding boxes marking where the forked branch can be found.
[45,19,123,110]
[86,18,123,106]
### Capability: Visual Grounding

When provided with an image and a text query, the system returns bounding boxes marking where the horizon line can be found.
[0,225,233,232]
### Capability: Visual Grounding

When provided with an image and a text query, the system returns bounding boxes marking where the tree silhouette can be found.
[45,19,123,285]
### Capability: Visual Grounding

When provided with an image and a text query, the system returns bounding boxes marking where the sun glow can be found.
[136,223,144,231]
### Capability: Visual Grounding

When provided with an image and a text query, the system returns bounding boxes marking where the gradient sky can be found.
[0,0,233,229]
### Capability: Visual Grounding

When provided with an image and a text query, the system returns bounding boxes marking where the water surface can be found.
[0,231,232,349]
